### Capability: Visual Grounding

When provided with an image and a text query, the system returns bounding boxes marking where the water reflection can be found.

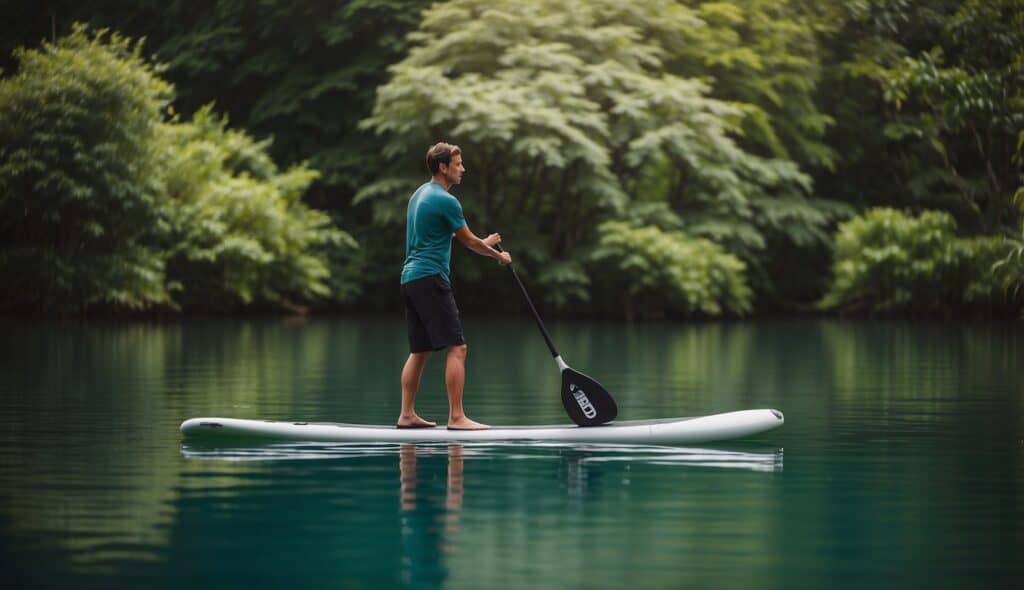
[569,445,784,472]
[180,441,784,474]
[398,444,462,589]
[180,441,782,589]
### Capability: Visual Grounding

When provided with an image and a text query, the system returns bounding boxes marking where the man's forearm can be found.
[455,226,505,262]
[469,237,502,260]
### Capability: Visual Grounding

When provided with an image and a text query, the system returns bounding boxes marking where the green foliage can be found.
[822,207,1019,314]
[681,0,838,171]
[828,0,1024,232]
[993,177,1024,301]
[4,2,1022,318]
[994,236,1024,301]
[529,257,590,312]
[0,24,171,311]
[361,0,841,309]
[161,107,358,310]
[0,25,360,314]
[590,221,752,319]
[11,0,434,199]
[961,234,1016,306]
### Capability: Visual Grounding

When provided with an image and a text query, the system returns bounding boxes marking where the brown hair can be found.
[426,142,461,175]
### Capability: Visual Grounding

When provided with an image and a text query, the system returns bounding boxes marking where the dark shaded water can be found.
[0,317,1021,589]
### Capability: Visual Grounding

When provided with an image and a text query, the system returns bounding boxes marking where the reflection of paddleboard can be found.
[180,409,783,445]
[178,443,784,473]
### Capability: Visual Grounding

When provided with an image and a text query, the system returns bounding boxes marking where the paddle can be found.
[496,244,618,426]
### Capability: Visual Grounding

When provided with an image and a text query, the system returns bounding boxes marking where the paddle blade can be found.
[561,367,618,426]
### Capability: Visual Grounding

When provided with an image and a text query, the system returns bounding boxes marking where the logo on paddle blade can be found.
[569,383,597,419]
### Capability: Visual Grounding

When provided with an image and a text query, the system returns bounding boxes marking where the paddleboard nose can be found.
[770,410,784,421]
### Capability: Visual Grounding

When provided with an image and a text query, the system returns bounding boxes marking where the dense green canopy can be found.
[0,26,172,311]
[0,0,1021,317]
[0,26,352,312]
[360,0,846,309]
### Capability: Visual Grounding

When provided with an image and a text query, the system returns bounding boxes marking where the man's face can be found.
[442,154,465,186]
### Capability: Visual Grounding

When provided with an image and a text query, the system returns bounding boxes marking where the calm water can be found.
[0,316,1021,589]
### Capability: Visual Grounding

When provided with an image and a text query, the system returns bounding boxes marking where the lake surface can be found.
[0,316,1021,589]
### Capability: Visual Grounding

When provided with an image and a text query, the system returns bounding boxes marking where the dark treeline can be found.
[1,0,1022,317]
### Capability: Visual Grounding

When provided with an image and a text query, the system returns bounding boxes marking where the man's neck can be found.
[431,174,451,191]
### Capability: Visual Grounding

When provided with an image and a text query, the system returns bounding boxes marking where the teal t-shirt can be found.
[401,181,467,285]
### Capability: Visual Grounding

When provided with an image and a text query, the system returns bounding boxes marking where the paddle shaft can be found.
[495,244,618,426]
[496,245,560,358]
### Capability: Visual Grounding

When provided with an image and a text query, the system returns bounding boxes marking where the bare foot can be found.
[397,414,437,428]
[447,417,490,430]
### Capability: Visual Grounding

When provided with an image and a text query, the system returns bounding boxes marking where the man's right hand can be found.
[497,251,512,266]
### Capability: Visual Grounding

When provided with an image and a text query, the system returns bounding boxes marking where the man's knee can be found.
[448,344,467,359]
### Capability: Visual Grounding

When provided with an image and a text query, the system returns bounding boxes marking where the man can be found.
[398,142,511,430]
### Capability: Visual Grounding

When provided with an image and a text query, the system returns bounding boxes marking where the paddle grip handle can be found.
[496,244,560,359]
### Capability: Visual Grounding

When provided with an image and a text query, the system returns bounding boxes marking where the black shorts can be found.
[402,275,465,353]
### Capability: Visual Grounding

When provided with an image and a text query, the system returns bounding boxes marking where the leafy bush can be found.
[993,185,1024,303]
[0,25,360,313]
[590,221,752,319]
[161,107,358,310]
[962,235,1017,308]
[996,237,1024,304]
[0,25,172,311]
[822,208,1020,315]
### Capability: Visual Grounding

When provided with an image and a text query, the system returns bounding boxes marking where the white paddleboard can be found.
[180,409,783,445]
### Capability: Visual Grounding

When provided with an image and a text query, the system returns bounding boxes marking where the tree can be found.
[0,25,171,312]
[819,0,1024,232]
[993,132,1024,303]
[161,107,357,311]
[677,0,838,172]
[1,1,433,201]
[360,0,840,313]
[0,24,360,314]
